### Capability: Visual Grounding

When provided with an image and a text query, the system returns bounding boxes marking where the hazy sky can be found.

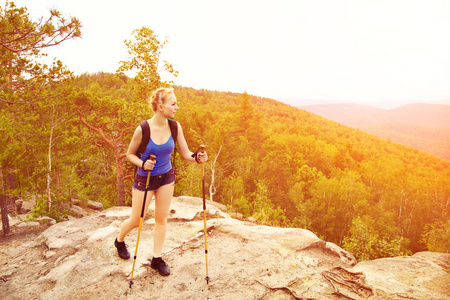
[14,0,450,108]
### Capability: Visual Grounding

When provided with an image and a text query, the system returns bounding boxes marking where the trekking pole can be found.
[129,155,155,288]
[199,145,210,284]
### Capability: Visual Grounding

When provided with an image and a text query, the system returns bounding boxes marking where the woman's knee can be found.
[154,215,168,226]
[128,217,141,228]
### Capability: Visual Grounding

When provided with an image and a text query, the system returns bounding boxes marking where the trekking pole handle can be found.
[199,144,205,179]
[144,155,156,188]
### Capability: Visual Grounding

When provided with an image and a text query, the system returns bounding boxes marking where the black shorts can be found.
[132,168,176,192]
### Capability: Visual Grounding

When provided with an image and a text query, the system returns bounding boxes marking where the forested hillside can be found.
[1,2,448,261]
[300,103,450,160]
[171,85,450,258]
[358,122,450,161]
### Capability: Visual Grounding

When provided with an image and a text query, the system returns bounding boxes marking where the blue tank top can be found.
[137,135,175,177]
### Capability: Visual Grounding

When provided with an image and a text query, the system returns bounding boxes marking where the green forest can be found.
[1,1,449,260]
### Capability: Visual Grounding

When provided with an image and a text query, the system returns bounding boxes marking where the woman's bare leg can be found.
[118,188,154,242]
[152,182,175,257]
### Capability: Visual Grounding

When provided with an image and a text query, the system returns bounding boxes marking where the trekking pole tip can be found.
[205,276,210,284]
[129,280,134,288]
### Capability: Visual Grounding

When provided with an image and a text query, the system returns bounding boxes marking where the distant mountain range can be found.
[299,103,450,161]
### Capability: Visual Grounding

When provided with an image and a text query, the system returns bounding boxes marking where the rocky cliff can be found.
[1,196,449,299]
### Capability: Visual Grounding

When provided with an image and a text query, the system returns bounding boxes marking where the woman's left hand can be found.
[197,151,208,163]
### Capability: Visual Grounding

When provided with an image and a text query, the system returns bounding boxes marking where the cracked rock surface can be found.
[1,196,449,299]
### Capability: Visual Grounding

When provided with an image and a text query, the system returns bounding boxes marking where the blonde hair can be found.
[149,87,174,112]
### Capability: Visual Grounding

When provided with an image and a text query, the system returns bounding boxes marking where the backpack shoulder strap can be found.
[137,120,150,158]
[168,119,178,173]
[168,119,178,144]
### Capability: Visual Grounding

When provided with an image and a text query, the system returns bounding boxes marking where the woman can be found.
[114,87,207,276]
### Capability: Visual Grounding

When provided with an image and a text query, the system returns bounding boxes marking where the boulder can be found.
[350,252,450,299]
[68,205,87,218]
[19,199,35,214]
[72,198,104,211]
[36,216,57,226]
[86,200,103,211]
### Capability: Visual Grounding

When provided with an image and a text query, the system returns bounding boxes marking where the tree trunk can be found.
[116,150,126,206]
[54,149,60,189]
[0,167,10,234]
[1,194,10,235]
[208,144,222,202]
[76,110,132,207]
[46,121,53,211]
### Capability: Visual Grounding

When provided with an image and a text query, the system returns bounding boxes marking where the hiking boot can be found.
[114,238,130,260]
[151,257,171,276]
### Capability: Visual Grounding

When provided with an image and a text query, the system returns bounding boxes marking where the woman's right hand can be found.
[142,158,156,171]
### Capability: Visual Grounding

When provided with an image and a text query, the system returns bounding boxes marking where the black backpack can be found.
[136,119,178,172]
